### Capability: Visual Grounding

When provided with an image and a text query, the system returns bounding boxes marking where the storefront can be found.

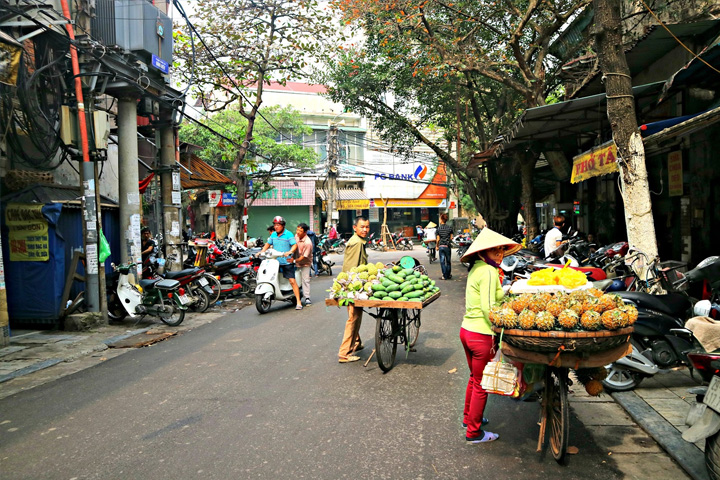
[363,161,448,237]
[247,180,315,240]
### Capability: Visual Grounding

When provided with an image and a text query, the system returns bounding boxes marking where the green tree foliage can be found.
[319,0,588,233]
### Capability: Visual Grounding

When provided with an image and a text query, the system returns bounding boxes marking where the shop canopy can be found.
[179,154,234,190]
[317,188,367,201]
[642,105,720,150]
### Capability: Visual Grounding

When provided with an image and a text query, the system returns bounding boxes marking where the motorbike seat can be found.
[230,266,249,276]
[617,291,691,317]
[139,278,161,290]
[213,259,238,269]
[163,267,200,279]
[237,256,251,264]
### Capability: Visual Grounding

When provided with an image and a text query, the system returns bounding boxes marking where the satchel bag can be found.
[480,332,519,396]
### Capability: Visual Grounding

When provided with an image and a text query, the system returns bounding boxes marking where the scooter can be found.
[602,256,720,392]
[254,249,303,314]
[107,263,189,326]
[316,250,334,276]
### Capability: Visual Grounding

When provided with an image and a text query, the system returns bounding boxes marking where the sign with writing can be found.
[151,54,169,74]
[5,204,49,261]
[172,171,181,191]
[208,190,221,207]
[221,193,236,206]
[257,188,302,200]
[571,141,619,184]
[668,151,683,197]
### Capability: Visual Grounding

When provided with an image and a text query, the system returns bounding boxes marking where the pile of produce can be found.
[489,288,638,332]
[527,265,588,289]
[328,263,440,303]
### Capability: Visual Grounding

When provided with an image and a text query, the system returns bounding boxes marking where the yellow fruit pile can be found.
[527,266,587,289]
[489,289,638,332]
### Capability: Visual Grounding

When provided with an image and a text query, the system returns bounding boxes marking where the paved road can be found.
[0,249,681,479]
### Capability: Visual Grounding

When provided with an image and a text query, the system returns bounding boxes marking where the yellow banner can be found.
[5,204,49,261]
[336,199,370,210]
[571,141,619,184]
[325,198,447,210]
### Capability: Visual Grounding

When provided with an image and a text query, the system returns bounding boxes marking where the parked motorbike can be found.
[107,263,188,326]
[254,249,304,314]
[159,266,214,313]
[602,256,720,392]
[316,250,334,276]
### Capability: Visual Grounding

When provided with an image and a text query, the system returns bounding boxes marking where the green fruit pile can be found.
[328,263,440,303]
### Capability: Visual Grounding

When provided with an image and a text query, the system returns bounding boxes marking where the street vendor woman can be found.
[459,228,521,444]
[337,216,371,363]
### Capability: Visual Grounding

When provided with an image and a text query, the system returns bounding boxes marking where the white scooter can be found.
[254,249,303,314]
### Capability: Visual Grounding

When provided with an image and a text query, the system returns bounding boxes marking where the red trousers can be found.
[460,328,495,438]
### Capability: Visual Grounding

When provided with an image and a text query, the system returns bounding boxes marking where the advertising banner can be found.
[571,141,619,184]
[668,151,683,197]
[5,204,49,261]
[364,154,448,200]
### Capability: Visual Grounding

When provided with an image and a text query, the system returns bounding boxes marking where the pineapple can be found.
[499,307,519,329]
[566,298,584,315]
[535,311,556,331]
[601,309,629,330]
[582,296,603,314]
[619,304,638,325]
[529,293,552,313]
[546,298,565,317]
[557,309,580,329]
[489,305,503,327]
[518,309,537,330]
[554,292,569,308]
[580,310,602,331]
[587,287,604,298]
[598,294,619,312]
[511,294,531,314]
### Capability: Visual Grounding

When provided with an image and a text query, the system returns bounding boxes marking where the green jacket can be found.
[342,233,368,272]
[461,260,504,335]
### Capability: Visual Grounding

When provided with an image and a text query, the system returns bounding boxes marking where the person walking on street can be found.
[338,216,371,363]
[437,213,453,280]
[295,223,314,306]
[257,216,303,310]
[544,215,565,260]
[416,224,424,242]
[459,228,521,444]
[424,222,437,261]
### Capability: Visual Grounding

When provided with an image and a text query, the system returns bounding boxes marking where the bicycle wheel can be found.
[404,309,421,347]
[375,309,398,372]
[547,367,570,463]
[203,273,222,303]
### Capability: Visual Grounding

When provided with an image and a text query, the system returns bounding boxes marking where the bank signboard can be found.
[364,153,447,200]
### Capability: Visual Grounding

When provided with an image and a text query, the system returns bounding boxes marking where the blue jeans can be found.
[439,245,451,279]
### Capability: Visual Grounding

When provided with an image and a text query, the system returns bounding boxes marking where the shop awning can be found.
[497,82,666,153]
[317,189,367,201]
[179,154,234,190]
[643,105,720,149]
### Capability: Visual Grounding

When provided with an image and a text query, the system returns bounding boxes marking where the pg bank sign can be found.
[365,164,433,199]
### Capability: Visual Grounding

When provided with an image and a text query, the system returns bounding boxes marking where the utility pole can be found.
[160,113,182,270]
[326,124,339,233]
[118,97,143,280]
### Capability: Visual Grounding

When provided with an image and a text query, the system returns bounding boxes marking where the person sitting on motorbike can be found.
[544,215,565,260]
[425,222,437,260]
[141,227,157,278]
[257,216,303,310]
[328,223,338,241]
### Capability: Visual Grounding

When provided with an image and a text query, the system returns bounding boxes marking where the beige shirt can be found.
[294,234,314,267]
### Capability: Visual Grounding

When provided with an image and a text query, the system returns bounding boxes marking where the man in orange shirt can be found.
[295,223,314,306]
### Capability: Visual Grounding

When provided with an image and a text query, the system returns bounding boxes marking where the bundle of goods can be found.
[328,263,440,302]
[489,289,638,332]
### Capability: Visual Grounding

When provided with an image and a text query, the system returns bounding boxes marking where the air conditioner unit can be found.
[92,0,173,66]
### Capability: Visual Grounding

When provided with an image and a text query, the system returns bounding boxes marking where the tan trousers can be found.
[338,305,363,358]
[298,265,311,300]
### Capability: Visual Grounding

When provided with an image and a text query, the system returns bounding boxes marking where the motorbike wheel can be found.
[159,298,185,326]
[706,432,720,480]
[601,363,645,392]
[336,243,346,254]
[255,294,272,314]
[107,292,128,321]
[189,286,210,313]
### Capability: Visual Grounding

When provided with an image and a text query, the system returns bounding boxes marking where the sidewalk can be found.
[612,369,709,480]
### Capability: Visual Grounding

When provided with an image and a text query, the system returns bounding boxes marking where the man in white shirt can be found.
[544,215,566,260]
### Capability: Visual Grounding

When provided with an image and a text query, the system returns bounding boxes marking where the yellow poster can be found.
[5,204,49,261]
[668,151,683,197]
[571,141,619,184]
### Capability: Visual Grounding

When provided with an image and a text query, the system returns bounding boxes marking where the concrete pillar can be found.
[117,98,143,280]
[0,234,9,347]
[160,120,182,270]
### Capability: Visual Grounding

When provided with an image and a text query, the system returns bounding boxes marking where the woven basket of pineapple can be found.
[489,288,637,354]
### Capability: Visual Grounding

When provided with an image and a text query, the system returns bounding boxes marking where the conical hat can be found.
[426,222,437,229]
[460,228,521,263]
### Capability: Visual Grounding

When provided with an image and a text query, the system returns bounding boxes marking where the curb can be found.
[0,358,63,384]
[612,390,710,480]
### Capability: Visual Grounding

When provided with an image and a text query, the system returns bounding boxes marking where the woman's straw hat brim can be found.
[426,222,437,229]
[460,228,521,263]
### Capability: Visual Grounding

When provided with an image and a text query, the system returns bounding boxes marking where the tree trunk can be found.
[593,0,659,270]
[519,152,538,242]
